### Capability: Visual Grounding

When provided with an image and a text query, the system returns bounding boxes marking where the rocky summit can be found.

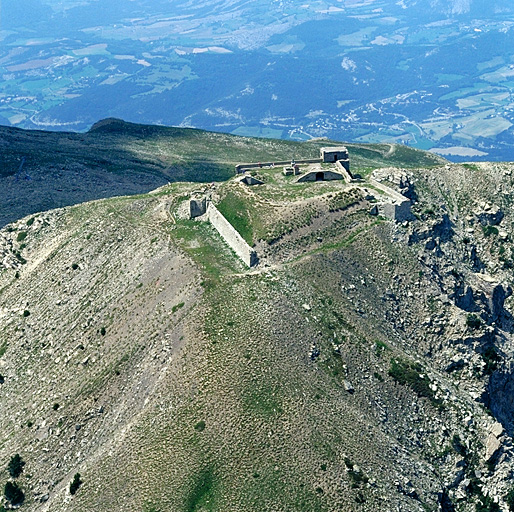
[1,121,514,512]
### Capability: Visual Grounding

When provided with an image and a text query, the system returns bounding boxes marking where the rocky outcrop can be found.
[477,205,504,226]
[409,214,455,245]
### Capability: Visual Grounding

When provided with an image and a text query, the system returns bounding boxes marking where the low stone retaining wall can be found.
[207,202,258,267]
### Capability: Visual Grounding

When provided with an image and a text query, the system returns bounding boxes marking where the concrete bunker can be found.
[321,146,350,165]
[283,163,301,176]
[297,170,345,183]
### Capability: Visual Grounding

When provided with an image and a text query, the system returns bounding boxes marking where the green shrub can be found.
[482,346,501,375]
[70,473,82,495]
[53,403,60,411]
[26,217,35,227]
[375,340,390,357]
[16,231,27,242]
[100,327,106,336]
[7,454,25,478]
[71,263,79,270]
[452,434,467,457]
[15,252,26,264]
[466,314,481,329]
[348,469,369,486]
[468,477,500,512]
[194,420,206,432]
[4,481,24,506]
[22,310,30,317]
[389,358,440,405]
[172,302,185,314]
[483,226,499,237]
[476,494,500,512]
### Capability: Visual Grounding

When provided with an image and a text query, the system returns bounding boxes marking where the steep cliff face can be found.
[2,160,514,511]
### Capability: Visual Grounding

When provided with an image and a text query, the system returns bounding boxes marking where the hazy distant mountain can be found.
[400,0,513,15]
[2,0,514,160]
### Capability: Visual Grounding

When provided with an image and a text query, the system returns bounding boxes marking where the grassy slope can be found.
[0,187,420,512]
[0,118,445,181]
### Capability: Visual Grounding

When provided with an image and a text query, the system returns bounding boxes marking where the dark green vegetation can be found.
[482,346,502,376]
[171,302,185,314]
[469,477,501,512]
[7,454,24,478]
[388,358,440,407]
[70,473,82,496]
[483,226,499,237]
[466,314,482,329]
[194,420,206,432]
[4,481,24,506]
[186,468,217,512]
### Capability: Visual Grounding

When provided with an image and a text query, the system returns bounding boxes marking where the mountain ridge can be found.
[2,122,514,511]
[0,118,445,227]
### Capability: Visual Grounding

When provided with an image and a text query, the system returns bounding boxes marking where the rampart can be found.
[369,178,412,222]
[207,202,258,267]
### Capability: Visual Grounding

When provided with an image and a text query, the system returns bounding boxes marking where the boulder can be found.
[485,432,501,461]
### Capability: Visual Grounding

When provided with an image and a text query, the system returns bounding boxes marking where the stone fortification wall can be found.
[207,202,258,267]
[376,201,412,222]
[235,158,321,173]
[189,197,207,219]
[369,178,412,222]
[335,160,353,182]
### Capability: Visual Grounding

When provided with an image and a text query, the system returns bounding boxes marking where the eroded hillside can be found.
[1,159,514,511]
